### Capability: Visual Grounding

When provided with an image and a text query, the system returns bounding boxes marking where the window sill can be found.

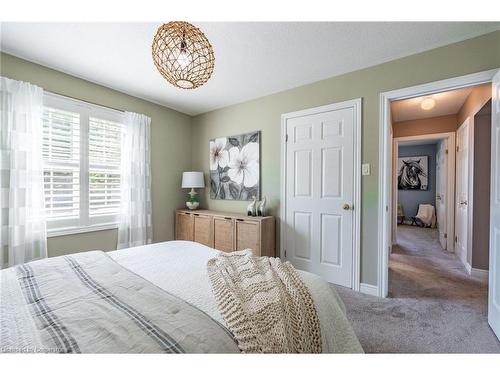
[47,223,118,238]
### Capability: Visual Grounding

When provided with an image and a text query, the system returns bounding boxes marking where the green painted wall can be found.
[1,52,192,257]
[2,31,499,284]
[191,31,500,286]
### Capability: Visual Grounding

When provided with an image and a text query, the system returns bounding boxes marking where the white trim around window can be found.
[46,223,119,238]
[43,92,124,237]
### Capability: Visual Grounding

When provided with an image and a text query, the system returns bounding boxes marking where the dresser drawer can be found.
[193,214,213,247]
[213,216,234,252]
[235,219,260,256]
[176,211,194,241]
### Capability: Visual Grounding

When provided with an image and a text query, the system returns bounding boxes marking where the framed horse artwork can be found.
[397,156,429,190]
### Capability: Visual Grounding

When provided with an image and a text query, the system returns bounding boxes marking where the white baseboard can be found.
[464,261,472,275]
[359,283,379,297]
[471,267,489,280]
[457,254,472,275]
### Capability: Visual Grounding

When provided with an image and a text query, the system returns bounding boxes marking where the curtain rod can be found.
[46,90,125,114]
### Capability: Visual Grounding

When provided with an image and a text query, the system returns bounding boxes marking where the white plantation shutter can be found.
[89,117,121,217]
[42,107,80,220]
[42,93,124,235]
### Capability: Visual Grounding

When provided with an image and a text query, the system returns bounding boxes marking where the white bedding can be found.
[1,251,239,353]
[109,240,363,353]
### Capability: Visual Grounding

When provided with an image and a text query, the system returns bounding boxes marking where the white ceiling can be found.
[391,86,475,122]
[1,22,499,115]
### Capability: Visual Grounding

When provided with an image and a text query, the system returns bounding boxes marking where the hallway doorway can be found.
[383,77,499,348]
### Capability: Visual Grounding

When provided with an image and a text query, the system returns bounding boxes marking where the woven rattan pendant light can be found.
[152,22,215,89]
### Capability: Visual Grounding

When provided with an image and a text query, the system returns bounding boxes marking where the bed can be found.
[0,240,362,353]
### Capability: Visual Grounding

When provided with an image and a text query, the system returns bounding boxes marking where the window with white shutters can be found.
[42,93,124,236]
[42,107,80,220]
[89,117,121,217]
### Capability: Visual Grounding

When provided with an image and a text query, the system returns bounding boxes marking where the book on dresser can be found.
[175,209,276,257]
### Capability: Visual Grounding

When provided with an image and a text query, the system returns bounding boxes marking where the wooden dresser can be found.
[175,209,275,257]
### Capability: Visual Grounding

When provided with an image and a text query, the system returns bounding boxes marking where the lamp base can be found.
[186,188,199,210]
[186,201,200,210]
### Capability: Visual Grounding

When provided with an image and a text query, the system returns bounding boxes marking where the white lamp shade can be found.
[182,171,205,188]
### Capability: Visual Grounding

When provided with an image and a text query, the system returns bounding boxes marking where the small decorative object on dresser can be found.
[175,209,275,257]
[181,171,205,210]
[257,196,267,216]
[247,196,257,216]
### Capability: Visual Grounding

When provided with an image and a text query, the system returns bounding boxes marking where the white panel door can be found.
[489,69,500,340]
[436,139,448,250]
[455,119,470,267]
[285,106,355,287]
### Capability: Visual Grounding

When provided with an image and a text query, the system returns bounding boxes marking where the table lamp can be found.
[182,171,205,210]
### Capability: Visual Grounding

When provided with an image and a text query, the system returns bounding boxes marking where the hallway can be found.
[390,225,484,302]
[336,225,500,353]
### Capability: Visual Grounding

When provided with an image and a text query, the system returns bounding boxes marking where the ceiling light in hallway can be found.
[420,97,436,110]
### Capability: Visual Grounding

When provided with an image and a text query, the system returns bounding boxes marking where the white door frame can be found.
[455,118,474,274]
[393,132,456,252]
[280,98,362,291]
[378,68,498,298]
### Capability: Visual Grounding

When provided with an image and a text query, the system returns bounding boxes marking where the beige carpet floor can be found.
[335,225,500,353]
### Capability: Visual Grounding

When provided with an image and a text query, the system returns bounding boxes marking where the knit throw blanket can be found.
[207,250,322,353]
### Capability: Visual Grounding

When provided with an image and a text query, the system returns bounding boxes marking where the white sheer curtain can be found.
[117,112,153,249]
[0,77,47,268]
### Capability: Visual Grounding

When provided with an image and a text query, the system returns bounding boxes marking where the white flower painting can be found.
[209,137,229,171]
[209,131,260,200]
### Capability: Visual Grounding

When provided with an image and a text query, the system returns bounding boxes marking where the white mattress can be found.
[109,240,363,353]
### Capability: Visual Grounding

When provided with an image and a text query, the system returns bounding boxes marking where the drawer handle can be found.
[224,217,232,220]
[193,213,200,216]
[236,218,244,221]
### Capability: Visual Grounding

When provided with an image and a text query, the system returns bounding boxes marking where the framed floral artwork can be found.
[209,131,260,200]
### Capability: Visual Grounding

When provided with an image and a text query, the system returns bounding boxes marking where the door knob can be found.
[343,203,352,210]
